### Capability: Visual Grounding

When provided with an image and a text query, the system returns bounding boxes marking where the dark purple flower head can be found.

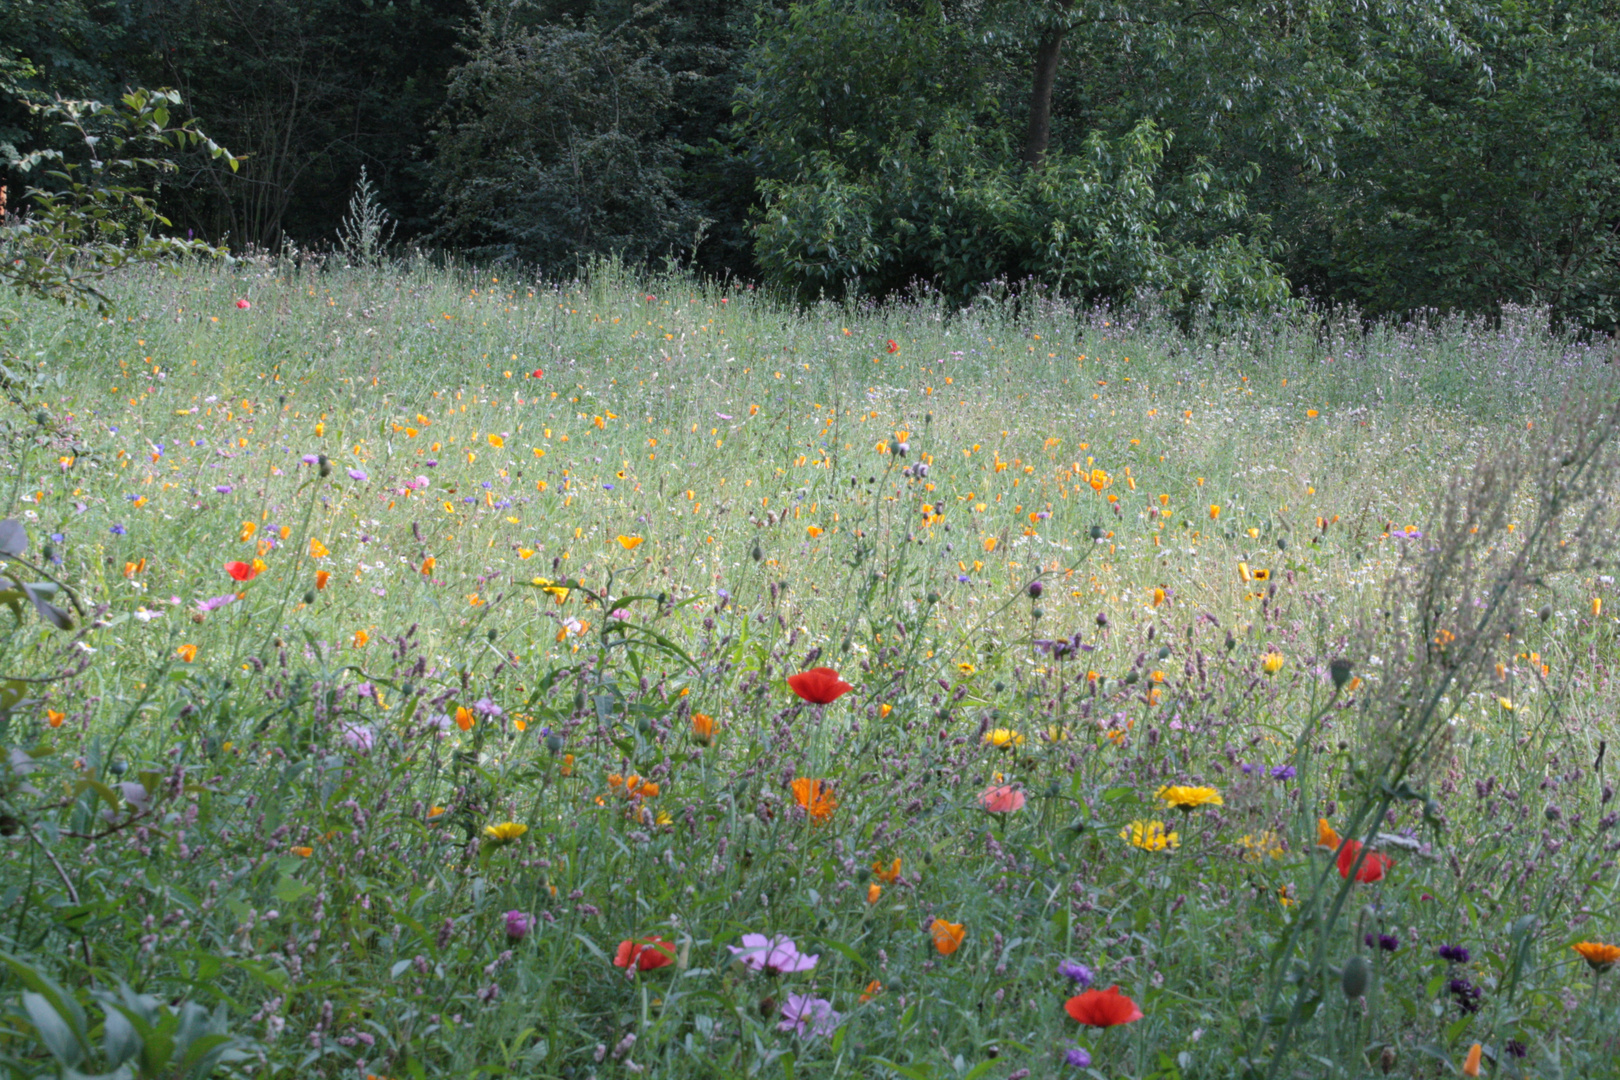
[1448,977,1484,1013]
[1058,959,1093,987]
[1270,765,1297,780]
[1504,1040,1527,1059]
[1437,944,1470,964]
[1365,933,1400,952]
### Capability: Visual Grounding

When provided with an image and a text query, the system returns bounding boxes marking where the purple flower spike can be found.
[777,994,840,1038]
[728,934,818,974]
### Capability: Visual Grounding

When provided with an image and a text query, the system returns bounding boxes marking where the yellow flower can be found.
[1261,652,1285,675]
[957,662,977,676]
[455,706,475,732]
[240,521,257,541]
[1277,884,1297,908]
[483,821,528,845]
[806,525,824,538]
[488,434,504,448]
[1156,784,1223,810]
[1237,561,1251,582]
[984,728,1024,748]
[616,535,644,549]
[1239,831,1285,862]
[533,578,571,604]
[1121,819,1179,851]
[309,538,330,558]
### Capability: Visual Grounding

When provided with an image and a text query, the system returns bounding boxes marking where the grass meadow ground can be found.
[2,259,1620,1079]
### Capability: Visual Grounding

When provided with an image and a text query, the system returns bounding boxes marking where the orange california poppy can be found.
[1316,818,1341,850]
[691,713,717,745]
[872,858,901,884]
[1462,1043,1482,1077]
[455,706,474,732]
[787,667,853,705]
[315,570,331,590]
[176,643,198,663]
[790,778,838,821]
[929,918,965,956]
[1064,985,1144,1027]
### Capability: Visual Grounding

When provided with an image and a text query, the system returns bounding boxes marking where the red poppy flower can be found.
[885,339,899,353]
[531,369,543,378]
[1336,839,1393,883]
[613,937,676,971]
[1064,985,1144,1027]
[235,298,251,310]
[787,667,853,705]
[978,784,1026,813]
[225,561,259,582]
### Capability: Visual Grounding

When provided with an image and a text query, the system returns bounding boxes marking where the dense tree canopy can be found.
[2,0,1617,324]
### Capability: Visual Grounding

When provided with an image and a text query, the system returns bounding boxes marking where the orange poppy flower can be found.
[45,710,65,728]
[315,570,331,590]
[1574,941,1620,971]
[1064,985,1144,1027]
[929,918,965,955]
[309,538,330,558]
[860,979,883,1002]
[290,846,314,858]
[866,883,882,904]
[872,858,901,884]
[176,643,198,663]
[421,556,435,576]
[1316,818,1341,850]
[353,629,369,649]
[455,706,474,732]
[225,560,258,582]
[790,778,838,821]
[1462,1043,1482,1077]
[691,713,717,745]
[613,937,676,972]
[787,667,853,705]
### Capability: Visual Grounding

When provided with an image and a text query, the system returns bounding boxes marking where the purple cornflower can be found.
[1271,765,1297,780]
[1437,944,1470,964]
[1064,1047,1092,1068]
[110,524,127,536]
[777,994,840,1038]
[214,484,233,494]
[301,454,319,465]
[347,468,368,482]
[504,910,532,942]
[728,934,818,974]
[1058,959,1094,988]
[339,723,375,752]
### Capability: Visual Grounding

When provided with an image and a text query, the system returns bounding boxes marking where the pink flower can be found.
[235,298,251,310]
[727,934,818,974]
[979,784,1026,813]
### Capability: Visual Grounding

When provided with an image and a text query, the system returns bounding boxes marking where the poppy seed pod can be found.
[1089,525,1104,540]
[303,589,316,605]
[545,733,565,753]
[1341,955,1370,999]
[317,454,331,477]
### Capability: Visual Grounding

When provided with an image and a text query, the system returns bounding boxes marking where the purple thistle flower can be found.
[728,934,818,974]
[1271,765,1297,780]
[473,697,503,717]
[347,468,368,482]
[301,454,319,465]
[214,484,233,494]
[1058,959,1094,987]
[339,723,375,752]
[776,994,840,1038]
[504,910,532,942]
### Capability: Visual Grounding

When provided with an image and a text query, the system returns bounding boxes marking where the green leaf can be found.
[22,990,87,1067]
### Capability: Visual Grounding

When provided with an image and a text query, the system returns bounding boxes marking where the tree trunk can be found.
[1023,25,1067,169]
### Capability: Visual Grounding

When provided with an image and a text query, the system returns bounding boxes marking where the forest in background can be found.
[2,0,1618,326]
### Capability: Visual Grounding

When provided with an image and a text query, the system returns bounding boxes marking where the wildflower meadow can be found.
[2,259,1619,1079]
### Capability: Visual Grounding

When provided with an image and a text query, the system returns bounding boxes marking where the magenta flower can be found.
[728,934,818,974]
[347,468,368,482]
[505,910,532,941]
[777,994,840,1038]
[339,723,374,752]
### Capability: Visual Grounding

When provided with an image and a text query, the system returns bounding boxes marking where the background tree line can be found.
[2,0,1617,326]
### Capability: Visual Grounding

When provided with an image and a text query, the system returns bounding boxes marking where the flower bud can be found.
[1341,955,1370,999]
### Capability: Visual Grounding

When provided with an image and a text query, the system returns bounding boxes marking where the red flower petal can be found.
[225,561,258,582]
[1064,985,1144,1027]
[787,667,853,705]
[1336,839,1393,883]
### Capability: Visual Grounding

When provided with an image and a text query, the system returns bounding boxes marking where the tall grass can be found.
[0,258,1617,1080]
